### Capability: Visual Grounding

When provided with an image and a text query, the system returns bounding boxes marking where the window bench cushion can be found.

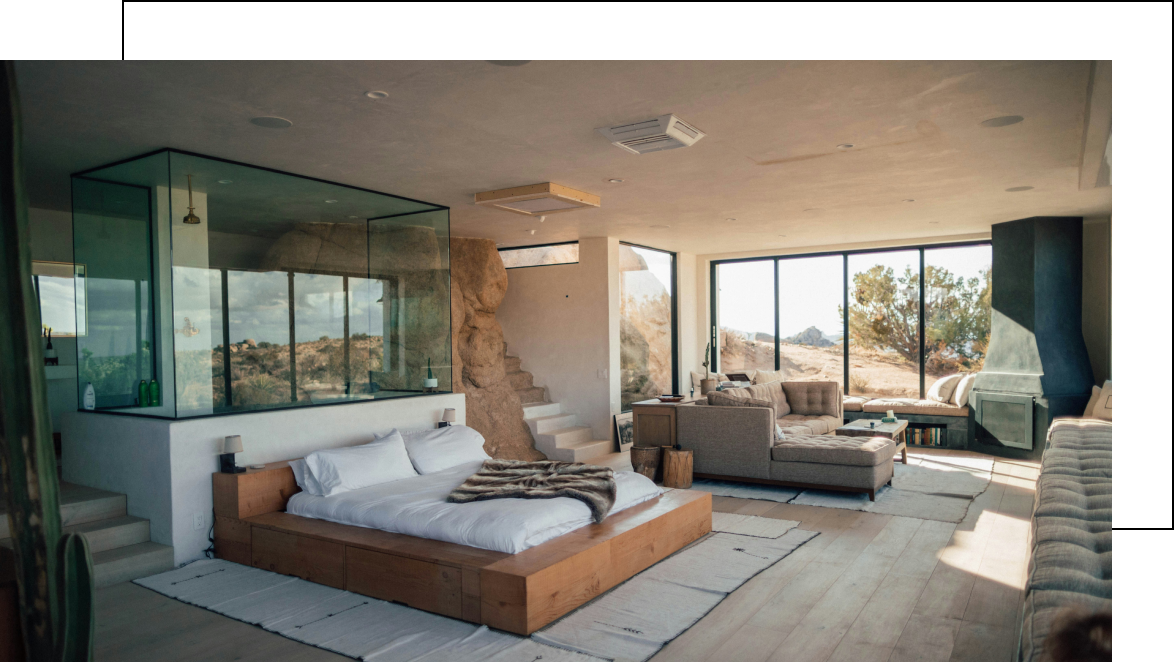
[770,435,895,467]
[843,396,869,412]
[862,398,969,417]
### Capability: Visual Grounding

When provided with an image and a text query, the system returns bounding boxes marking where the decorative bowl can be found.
[657,394,685,402]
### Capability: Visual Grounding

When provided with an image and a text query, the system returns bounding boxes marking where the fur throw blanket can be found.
[447,459,617,523]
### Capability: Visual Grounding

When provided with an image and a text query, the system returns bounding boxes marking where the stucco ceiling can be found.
[15,60,1110,255]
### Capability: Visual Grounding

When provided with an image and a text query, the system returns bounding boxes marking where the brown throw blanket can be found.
[447,459,617,523]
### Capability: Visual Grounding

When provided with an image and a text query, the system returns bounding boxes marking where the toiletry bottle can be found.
[83,382,96,410]
[138,380,149,407]
[149,379,160,407]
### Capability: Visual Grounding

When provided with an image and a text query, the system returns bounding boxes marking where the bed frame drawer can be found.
[346,547,463,618]
[251,527,346,588]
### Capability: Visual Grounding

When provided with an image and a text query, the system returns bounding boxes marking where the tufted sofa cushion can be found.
[781,381,842,418]
[1020,418,1113,662]
[770,435,895,466]
[777,414,841,435]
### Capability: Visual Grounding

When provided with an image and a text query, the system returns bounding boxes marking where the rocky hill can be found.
[783,326,835,347]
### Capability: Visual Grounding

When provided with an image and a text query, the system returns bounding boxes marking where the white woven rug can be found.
[135,516,816,662]
[710,512,798,538]
[690,455,994,523]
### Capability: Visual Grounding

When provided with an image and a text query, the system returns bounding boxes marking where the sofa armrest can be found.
[676,404,773,480]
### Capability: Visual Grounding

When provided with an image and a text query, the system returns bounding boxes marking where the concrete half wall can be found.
[61,393,465,565]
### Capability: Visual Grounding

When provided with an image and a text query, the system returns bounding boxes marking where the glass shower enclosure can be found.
[71,149,451,418]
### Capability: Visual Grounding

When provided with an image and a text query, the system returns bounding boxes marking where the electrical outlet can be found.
[194,513,205,531]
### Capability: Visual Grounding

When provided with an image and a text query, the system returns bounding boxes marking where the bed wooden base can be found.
[213,463,711,635]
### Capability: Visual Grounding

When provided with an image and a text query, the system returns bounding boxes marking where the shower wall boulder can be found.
[450,237,543,460]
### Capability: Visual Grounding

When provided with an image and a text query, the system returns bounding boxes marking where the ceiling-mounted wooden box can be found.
[474,182,600,216]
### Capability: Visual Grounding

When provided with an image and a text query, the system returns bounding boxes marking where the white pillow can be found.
[303,430,418,497]
[289,458,325,497]
[753,369,784,385]
[952,374,977,407]
[690,371,728,388]
[399,425,491,474]
[1082,385,1102,418]
[1090,381,1112,421]
[927,374,963,403]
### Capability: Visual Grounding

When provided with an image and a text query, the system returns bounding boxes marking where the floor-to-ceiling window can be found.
[619,243,677,410]
[715,260,776,374]
[847,250,921,398]
[711,241,990,399]
[777,255,843,382]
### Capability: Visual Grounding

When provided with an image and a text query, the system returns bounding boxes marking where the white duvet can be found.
[285,461,663,554]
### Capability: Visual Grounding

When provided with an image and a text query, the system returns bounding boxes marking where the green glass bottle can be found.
[138,380,149,407]
[149,379,161,407]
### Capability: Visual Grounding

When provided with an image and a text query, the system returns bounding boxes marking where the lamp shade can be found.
[224,435,244,454]
[441,408,457,424]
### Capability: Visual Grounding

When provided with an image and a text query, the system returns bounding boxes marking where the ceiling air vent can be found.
[596,114,706,155]
[475,182,600,217]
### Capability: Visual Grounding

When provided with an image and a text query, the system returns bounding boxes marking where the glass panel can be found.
[32,262,80,336]
[72,149,449,418]
[716,260,775,374]
[777,255,844,383]
[847,250,920,398]
[924,245,992,378]
[71,177,156,410]
[619,245,674,410]
[499,243,579,268]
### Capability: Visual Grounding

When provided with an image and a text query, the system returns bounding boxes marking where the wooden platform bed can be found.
[213,462,711,635]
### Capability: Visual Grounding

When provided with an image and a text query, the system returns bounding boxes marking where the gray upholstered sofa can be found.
[675,381,897,499]
[1019,417,1112,661]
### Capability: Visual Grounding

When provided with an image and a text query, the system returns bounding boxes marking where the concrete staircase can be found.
[1,482,174,587]
[506,345,632,471]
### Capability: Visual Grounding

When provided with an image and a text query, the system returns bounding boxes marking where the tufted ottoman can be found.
[768,435,896,501]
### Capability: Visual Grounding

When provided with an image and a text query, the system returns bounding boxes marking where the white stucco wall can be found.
[497,237,620,442]
[61,393,465,566]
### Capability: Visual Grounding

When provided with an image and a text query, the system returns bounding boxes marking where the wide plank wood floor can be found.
[93,449,1037,662]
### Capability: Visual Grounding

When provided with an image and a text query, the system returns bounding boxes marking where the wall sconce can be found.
[438,408,457,428]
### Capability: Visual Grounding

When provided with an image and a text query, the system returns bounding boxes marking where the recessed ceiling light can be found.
[726,218,737,222]
[365,91,389,99]
[487,60,531,67]
[607,178,624,183]
[777,234,787,237]
[250,116,293,129]
[803,208,821,212]
[836,143,855,150]
[650,225,670,229]
[902,199,915,203]
[980,115,1024,128]
[324,199,338,203]
[528,229,536,235]
[217,179,232,184]
[1005,186,1034,192]
[929,221,940,224]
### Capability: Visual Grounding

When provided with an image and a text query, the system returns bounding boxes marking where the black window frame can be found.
[620,241,679,407]
[497,241,580,269]
[710,239,991,399]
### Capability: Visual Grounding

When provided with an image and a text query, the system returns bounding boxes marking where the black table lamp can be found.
[220,435,246,474]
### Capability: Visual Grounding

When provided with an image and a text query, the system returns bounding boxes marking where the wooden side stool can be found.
[662,448,694,489]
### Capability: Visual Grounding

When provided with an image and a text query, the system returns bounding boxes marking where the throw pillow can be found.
[927,374,963,403]
[707,390,775,418]
[691,371,728,389]
[748,381,790,417]
[952,373,977,407]
[1082,385,1102,418]
[304,430,418,497]
[1090,381,1113,421]
[289,458,325,497]
[752,369,784,385]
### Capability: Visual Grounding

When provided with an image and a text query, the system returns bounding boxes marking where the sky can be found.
[718,245,991,338]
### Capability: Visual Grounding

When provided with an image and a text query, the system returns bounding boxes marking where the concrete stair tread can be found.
[546,439,613,462]
[522,402,561,417]
[0,481,126,539]
[92,541,175,587]
[65,515,152,554]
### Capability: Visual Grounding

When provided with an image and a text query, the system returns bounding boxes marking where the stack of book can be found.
[912,427,945,446]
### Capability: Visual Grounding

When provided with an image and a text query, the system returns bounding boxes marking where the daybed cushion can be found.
[862,398,969,417]
[770,435,895,466]
[304,430,418,497]
[781,381,841,418]
[926,374,963,403]
[952,373,977,407]
[400,425,491,475]
[843,396,868,412]
[777,413,841,435]
[1021,418,1113,662]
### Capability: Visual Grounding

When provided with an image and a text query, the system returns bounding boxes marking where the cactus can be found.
[1,60,94,661]
[54,534,95,662]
